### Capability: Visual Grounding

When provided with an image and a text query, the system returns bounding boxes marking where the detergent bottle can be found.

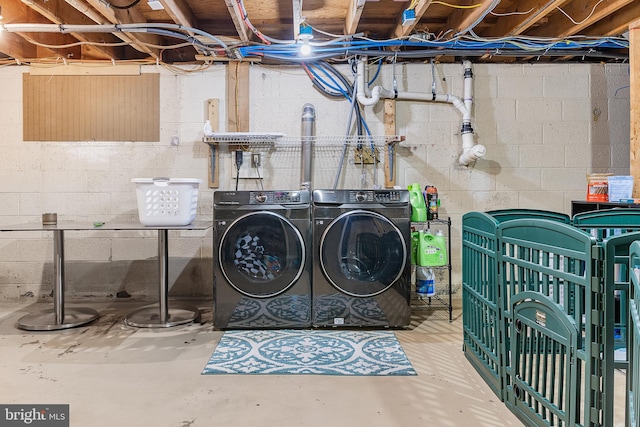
[418,230,447,267]
[408,183,427,222]
[416,266,435,297]
[434,229,448,265]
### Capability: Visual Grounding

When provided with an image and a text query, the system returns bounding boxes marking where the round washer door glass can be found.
[319,210,407,297]
[219,211,305,298]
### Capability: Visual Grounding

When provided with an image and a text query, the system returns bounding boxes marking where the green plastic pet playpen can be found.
[463,208,640,426]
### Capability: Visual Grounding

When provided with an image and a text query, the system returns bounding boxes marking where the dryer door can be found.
[319,210,407,297]
[218,211,306,298]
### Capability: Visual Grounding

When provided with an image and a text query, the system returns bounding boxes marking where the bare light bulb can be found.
[299,40,312,56]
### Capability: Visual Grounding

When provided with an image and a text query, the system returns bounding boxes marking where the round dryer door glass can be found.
[218,211,306,298]
[319,210,407,297]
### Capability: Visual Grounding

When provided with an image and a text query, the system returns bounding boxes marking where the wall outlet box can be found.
[402,9,416,26]
[231,151,266,180]
[354,147,378,164]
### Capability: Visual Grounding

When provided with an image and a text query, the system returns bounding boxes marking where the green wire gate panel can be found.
[462,212,502,400]
[462,211,613,426]
[497,219,602,426]
[628,241,640,427]
[462,210,575,403]
[572,209,640,427]
[486,209,571,225]
[507,292,580,426]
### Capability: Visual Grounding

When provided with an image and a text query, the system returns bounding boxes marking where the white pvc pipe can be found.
[356,60,378,105]
[355,58,485,166]
[457,60,485,166]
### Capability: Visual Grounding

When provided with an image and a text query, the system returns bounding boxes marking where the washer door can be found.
[218,211,306,298]
[319,210,407,297]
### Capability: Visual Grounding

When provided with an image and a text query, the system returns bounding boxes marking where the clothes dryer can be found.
[213,190,311,329]
[312,189,411,327]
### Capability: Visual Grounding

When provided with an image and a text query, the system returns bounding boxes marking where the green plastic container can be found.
[418,230,447,267]
[408,183,427,222]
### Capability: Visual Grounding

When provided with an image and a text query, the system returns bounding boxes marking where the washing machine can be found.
[312,189,411,328]
[213,190,312,329]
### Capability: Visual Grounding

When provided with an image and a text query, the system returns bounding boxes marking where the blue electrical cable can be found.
[306,63,351,98]
[236,36,628,61]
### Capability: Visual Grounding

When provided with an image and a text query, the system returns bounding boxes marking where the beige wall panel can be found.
[23,74,159,142]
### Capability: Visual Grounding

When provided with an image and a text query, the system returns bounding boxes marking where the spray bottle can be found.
[425,185,439,220]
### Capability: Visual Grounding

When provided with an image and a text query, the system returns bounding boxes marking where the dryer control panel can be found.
[313,189,409,205]
[348,190,406,204]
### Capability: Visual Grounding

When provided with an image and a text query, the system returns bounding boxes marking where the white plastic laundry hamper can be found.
[132,177,202,226]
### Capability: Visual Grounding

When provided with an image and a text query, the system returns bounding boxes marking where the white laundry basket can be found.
[132,177,202,226]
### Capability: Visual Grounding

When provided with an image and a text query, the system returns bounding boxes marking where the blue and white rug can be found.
[202,329,416,376]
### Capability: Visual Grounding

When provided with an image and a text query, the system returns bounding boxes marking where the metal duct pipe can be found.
[300,103,315,191]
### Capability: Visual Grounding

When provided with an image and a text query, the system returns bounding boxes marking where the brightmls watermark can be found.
[0,405,68,426]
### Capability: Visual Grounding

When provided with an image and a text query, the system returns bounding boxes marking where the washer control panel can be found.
[249,191,302,204]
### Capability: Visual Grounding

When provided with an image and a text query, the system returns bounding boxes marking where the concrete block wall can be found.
[0,65,225,301]
[0,61,631,301]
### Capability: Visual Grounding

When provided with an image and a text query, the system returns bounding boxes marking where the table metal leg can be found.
[124,229,200,328]
[17,230,99,331]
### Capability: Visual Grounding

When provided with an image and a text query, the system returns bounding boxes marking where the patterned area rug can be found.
[202,329,416,376]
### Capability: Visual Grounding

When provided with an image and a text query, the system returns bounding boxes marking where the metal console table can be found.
[0,221,212,330]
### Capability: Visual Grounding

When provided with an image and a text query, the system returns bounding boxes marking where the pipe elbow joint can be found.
[459,144,486,166]
[357,85,383,106]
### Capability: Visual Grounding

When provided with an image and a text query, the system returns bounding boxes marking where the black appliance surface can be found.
[213,190,312,329]
[312,189,411,328]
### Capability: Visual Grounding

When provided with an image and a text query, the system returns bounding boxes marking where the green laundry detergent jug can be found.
[418,230,447,267]
[408,183,427,222]
[434,230,448,265]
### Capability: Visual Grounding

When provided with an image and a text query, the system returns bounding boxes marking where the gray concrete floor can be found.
[0,297,608,427]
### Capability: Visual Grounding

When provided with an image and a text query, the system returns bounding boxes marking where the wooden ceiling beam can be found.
[482,0,570,37]
[583,1,640,37]
[158,0,207,57]
[21,0,122,60]
[345,0,365,35]
[529,0,635,37]
[77,0,161,59]
[0,1,47,61]
[0,33,37,63]
[393,0,433,39]
[224,0,251,43]
[15,32,83,61]
[443,0,498,37]
[159,0,197,27]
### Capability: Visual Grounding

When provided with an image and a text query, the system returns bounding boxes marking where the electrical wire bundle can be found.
[300,59,383,188]
[235,36,629,63]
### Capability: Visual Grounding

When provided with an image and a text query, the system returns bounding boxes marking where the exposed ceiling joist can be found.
[530,0,636,37]
[23,0,122,60]
[0,0,634,65]
[445,0,498,37]
[224,0,250,43]
[345,0,365,35]
[393,0,433,39]
[585,1,640,36]
[483,0,570,37]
